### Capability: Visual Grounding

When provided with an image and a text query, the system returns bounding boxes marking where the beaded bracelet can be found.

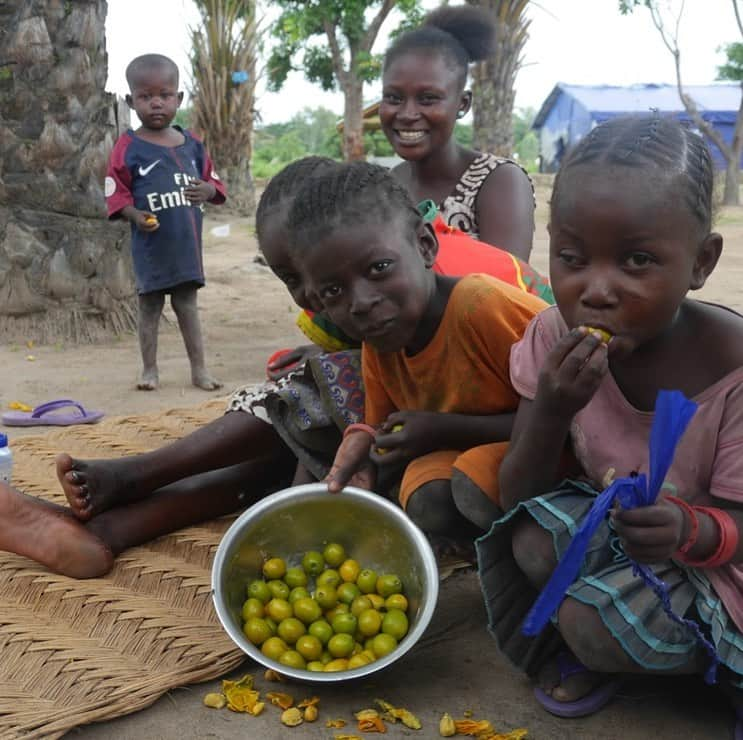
[666,495,699,556]
[676,506,739,568]
[342,423,377,440]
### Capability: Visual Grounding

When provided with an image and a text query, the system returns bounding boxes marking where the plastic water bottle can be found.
[0,434,13,484]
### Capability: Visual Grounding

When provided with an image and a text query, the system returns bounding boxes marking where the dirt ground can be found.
[7,179,743,738]
[2,178,741,430]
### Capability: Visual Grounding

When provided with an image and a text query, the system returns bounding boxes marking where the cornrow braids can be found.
[384,5,497,88]
[255,156,338,242]
[287,161,422,252]
[552,115,715,233]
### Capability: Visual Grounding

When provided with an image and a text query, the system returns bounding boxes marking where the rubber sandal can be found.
[1,399,104,427]
[735,706,743,740]
[534,652,620,718]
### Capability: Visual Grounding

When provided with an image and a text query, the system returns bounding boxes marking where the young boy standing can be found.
[105,53,226,391]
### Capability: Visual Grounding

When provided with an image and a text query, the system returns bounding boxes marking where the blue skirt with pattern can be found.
[476,480,743,689]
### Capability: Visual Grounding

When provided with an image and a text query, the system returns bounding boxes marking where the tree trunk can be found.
[471,59,516,156]
[467,0,529,157]
[342,79,365,162]
[724,157,740,206]
[0,0,137,343]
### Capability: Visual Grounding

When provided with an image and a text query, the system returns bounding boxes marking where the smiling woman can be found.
[380,5,536,262]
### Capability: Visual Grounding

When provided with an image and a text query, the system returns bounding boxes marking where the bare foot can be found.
[56,453,140,521]
[137,367,159,391]
[538,654,605,702]
[192,369,223,391]
[0,482,114,578]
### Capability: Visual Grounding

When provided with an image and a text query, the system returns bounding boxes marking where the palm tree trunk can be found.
[466,0,530,157]
[0,0,137,342]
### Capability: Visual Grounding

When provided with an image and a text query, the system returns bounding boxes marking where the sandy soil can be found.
[1,177,741,437]
[7,179,743,739]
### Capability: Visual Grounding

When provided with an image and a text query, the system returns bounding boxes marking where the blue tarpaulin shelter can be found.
[532,82,742,172]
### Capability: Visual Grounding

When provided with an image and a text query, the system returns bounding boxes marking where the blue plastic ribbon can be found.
[521,390,721,683]
[231,70,249,84]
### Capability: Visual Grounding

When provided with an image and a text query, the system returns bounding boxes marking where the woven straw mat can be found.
[0,399,247,739]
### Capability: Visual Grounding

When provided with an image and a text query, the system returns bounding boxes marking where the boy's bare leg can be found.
[137,290,165,390]
[57,411,286,521]
[0,482,114,578]
[86,457,293,556]
[0,457,293,579]
[170,284,222,390]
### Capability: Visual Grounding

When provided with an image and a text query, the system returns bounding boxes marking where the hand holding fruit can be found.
[370,411,448,465]
[135,210,159,232]
[534,327,609,420]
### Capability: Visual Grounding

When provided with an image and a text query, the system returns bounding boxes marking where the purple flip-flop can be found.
[1,399,104,427]
[534,652,621,718]
[735,707,743,740]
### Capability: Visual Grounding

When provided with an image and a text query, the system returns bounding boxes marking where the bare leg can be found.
[406,479,482,548]
[170,284,222,390]
[0,482,114,578]
[137,291,165,390]
[57,412,286,520]
[512,517,703,703]
[86,457,293,555]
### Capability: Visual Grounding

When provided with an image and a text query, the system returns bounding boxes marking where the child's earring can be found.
[456,110,465,119]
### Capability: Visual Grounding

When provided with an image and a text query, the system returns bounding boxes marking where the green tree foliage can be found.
[266,0,421,160]
[719,42,743,81]
[252,106,541,179]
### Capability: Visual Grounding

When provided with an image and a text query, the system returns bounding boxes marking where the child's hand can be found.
[370,411,443,466]
[184,178,216,205]
[535,328,609,419]
[325,430,376,493]
[610,498,686,563]
[134,211,160,232]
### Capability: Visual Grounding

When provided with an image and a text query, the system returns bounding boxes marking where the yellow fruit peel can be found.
[298,696,320,708]
[264,668,285,682]
[375,699,421,729]
[281,707,304,726]
[266,691,294,709]
[8,401,32,412]
[303,705,319,722]
[202,692,226,709]
[376,424,404,455]
[439,712,456,737]
[327,718,347,728]
[221,675,261,713]
[585,326,612,343]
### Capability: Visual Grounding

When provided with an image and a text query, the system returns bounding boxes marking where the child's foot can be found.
[534,651,620,718]
[137,367,159,391]
[0,482,114,578]
[192,369,223,391]
[56,453,140,521]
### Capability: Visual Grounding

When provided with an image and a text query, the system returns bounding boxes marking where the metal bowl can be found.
[211,483,439,682]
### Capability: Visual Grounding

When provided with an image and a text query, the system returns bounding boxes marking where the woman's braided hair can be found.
[287,161,422,251]
[384,5,497,88]
[552,115,715,233]
[255,156,338,242]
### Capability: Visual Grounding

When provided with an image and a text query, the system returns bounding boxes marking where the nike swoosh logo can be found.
[138,159,161,176]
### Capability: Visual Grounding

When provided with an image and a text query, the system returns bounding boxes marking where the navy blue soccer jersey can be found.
[105,127,226,294]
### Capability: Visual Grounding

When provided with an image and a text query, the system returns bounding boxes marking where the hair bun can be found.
[423,5,497,62]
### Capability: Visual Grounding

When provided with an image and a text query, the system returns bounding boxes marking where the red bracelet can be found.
[666,496,699,556]
[676,506,739,568]
[342,423,377,440]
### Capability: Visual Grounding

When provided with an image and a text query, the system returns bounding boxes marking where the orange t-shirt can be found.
[362,274,547,506]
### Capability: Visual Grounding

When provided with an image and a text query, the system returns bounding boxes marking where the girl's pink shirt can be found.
[510,305,743,632]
